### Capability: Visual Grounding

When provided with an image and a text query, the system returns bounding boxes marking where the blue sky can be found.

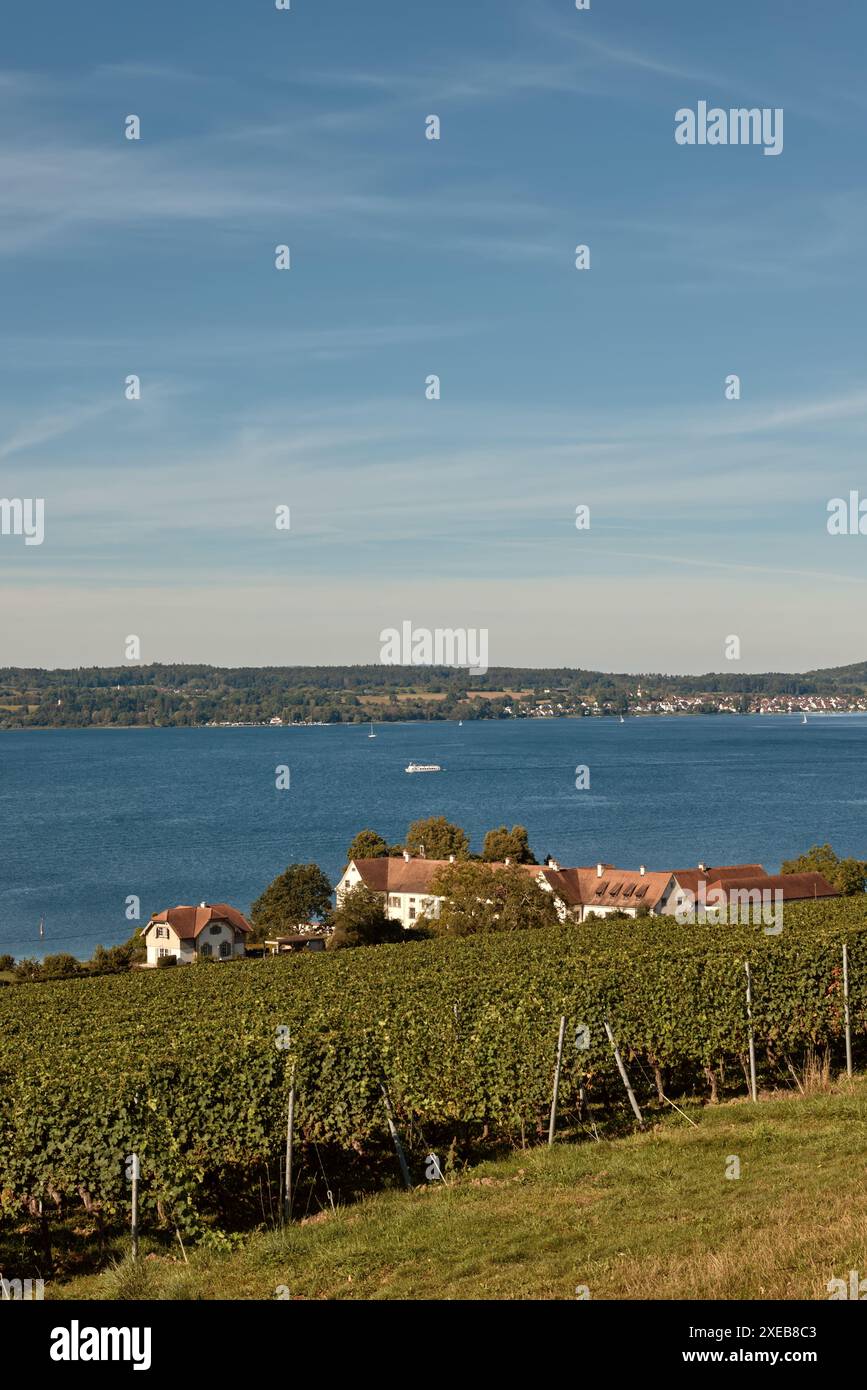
[1,0,866,673]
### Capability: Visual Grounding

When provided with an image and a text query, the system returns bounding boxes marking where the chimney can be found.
[639,865,645,876]
[549,858,559,871]
[402,850,411,862]
[698,862,706,873]
[597,863,604,878]
[199,901,207,908]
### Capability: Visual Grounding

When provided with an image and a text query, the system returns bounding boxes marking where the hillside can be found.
[51,1079,867,1301]
[2,898,866,1268]
[2,658,867,727]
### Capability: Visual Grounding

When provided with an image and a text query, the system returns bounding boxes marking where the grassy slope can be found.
[54,1078,867,1302]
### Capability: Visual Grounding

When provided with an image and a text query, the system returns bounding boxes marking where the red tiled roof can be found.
[537,867,673,912]
[673,865,767,893]
[707,873,838,902]
[147,903,252,939]
[538,868,584,908]
[345,858,548,895]
[343,859,837,913]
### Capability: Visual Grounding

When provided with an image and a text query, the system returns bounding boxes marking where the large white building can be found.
[335,855,680,927]
[336,852,453,928]
[336,853,571,926]
[334,856,836,928]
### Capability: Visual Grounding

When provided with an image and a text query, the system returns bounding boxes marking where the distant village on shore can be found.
[206,689,867,727]
[3,661,867,729]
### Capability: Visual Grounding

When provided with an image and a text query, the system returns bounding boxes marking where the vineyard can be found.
[2,897,866,1245]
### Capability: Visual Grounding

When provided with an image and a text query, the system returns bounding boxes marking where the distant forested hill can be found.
[0,660,865,729]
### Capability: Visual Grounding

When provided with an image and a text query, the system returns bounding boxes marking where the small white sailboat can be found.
[38,915,44,940]
[802,713,808,725]
[620,715,625,724]
[368,721,376,739]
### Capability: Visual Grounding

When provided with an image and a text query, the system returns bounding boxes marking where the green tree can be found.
[481,824,537,864]
[426,862,558,936]
[37,953,82,980]
[251,862,334,941]
[781,843,866,896]
[13,957,42,981]
[329,884,403,950]
[87,926,145,975]
[405,816,469,860]
[346,829,389,861]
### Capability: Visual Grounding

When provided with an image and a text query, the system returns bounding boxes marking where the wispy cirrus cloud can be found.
[0,399,115,460]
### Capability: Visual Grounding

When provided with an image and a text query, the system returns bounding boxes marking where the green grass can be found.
[51,1077,867,1301]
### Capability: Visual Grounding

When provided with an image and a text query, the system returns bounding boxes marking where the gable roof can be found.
[344,857,548,896]
[535,867,584,908]
[706,872,838,902]
[673,865,767,893]
[147,903,252,939]
[342,859,837,912]
[574,868,673,912]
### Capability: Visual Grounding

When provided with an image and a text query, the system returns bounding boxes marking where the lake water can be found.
[2,715,866,961]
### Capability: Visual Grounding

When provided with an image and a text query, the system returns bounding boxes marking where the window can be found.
[210,923,221,935]
[219,942,231,958]
[409,907,416,920]
[158,947,171,958]
[155,926,166,939]
[389,895,401,907]
[200,943,212,957]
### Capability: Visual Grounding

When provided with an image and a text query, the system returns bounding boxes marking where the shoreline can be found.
[4,710,867,733]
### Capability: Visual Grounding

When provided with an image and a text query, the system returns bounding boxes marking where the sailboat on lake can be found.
[368,721,376,738]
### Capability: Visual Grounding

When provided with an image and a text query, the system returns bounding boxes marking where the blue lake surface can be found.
[2,715,866,961]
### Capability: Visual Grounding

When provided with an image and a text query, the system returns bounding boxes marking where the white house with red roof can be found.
[141,902,252,966]
[335,856,839,929]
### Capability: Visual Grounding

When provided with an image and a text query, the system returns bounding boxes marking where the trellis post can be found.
[548,1016,567,1145]
[603,1020,644,1127]
[381,1083,412,1189]
[745,961,758,1102]
[842,944,853,1079]
[284,1065,296,1223]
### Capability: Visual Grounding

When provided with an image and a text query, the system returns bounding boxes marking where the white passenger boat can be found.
[405,762,442,773]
